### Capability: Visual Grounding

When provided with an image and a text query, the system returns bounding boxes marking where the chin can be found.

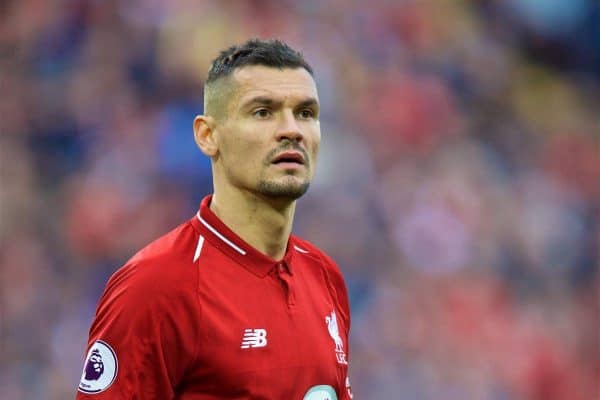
[257,179,310,200]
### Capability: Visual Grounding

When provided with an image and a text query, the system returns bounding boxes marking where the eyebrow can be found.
[241,96,319,110]
[242,96,277,108]
[296,98,319,110]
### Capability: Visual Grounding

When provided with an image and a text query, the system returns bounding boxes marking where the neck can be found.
[210,186,296,261]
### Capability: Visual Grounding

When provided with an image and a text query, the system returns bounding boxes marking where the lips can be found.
[271,151,305,165]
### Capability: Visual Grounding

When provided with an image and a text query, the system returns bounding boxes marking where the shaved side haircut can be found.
[203,39,314,120]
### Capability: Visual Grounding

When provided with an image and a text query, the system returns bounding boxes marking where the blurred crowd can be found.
[1,0,598,399]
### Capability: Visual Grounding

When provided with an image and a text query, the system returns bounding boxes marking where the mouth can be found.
[271,151,306,166]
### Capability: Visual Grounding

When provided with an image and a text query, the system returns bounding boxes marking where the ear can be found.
[193,115,219,157]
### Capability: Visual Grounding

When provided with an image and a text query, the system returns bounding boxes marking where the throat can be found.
[251,209,293,260]
[210,191,296,260]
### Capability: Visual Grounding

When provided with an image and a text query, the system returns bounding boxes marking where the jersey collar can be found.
[191,195,298,278]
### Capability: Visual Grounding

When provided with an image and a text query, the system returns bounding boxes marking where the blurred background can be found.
[1,0,598,398]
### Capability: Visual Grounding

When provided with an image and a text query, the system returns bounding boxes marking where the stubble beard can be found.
[257,177,310,200]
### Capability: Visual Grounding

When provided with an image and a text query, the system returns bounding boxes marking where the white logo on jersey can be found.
[325,311,348,365]
[240,328,267,349]
[78,340,118,394]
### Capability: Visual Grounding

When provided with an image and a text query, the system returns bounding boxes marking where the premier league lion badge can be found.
[78,340,118,394]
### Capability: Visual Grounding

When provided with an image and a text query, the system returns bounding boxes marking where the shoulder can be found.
[292,236,344,280]
[104,220,201,302]
[130,219,200,267]
[292,236,350,317]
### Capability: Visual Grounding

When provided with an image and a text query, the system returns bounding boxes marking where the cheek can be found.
[220,127,256,158]
[309,128,321,157]
[219,129,266,173]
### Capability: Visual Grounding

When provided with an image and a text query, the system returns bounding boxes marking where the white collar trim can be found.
[294,245,309,254]
[196,212,247,255]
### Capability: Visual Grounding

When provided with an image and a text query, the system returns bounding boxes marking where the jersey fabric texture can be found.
[77,195,352,399]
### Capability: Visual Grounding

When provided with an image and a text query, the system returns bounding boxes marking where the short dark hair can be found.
[206,39,313,83]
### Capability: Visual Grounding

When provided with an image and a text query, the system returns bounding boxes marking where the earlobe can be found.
[193,115,219,157]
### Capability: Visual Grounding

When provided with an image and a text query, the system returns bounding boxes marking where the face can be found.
[212,65,321,201]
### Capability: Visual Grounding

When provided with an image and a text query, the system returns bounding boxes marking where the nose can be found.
[276,110,303,142]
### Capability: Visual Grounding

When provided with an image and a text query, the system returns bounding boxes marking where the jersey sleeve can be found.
[320,252,351,340]
[315,250,354,400]
[77,258,200,399]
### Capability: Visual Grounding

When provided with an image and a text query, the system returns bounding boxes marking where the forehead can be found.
[230,65,319,106]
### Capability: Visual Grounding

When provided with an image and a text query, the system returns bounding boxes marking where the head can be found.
[194,39,321,202]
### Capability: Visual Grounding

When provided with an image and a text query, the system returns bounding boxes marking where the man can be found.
[77,39,353,399]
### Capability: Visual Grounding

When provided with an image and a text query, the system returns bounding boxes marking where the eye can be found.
[253,108,271,119]
[298,109,315,119]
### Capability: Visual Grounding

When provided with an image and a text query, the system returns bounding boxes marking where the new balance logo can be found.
[240,328,267,349]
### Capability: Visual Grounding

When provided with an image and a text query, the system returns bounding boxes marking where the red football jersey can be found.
[77,195,353,399]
